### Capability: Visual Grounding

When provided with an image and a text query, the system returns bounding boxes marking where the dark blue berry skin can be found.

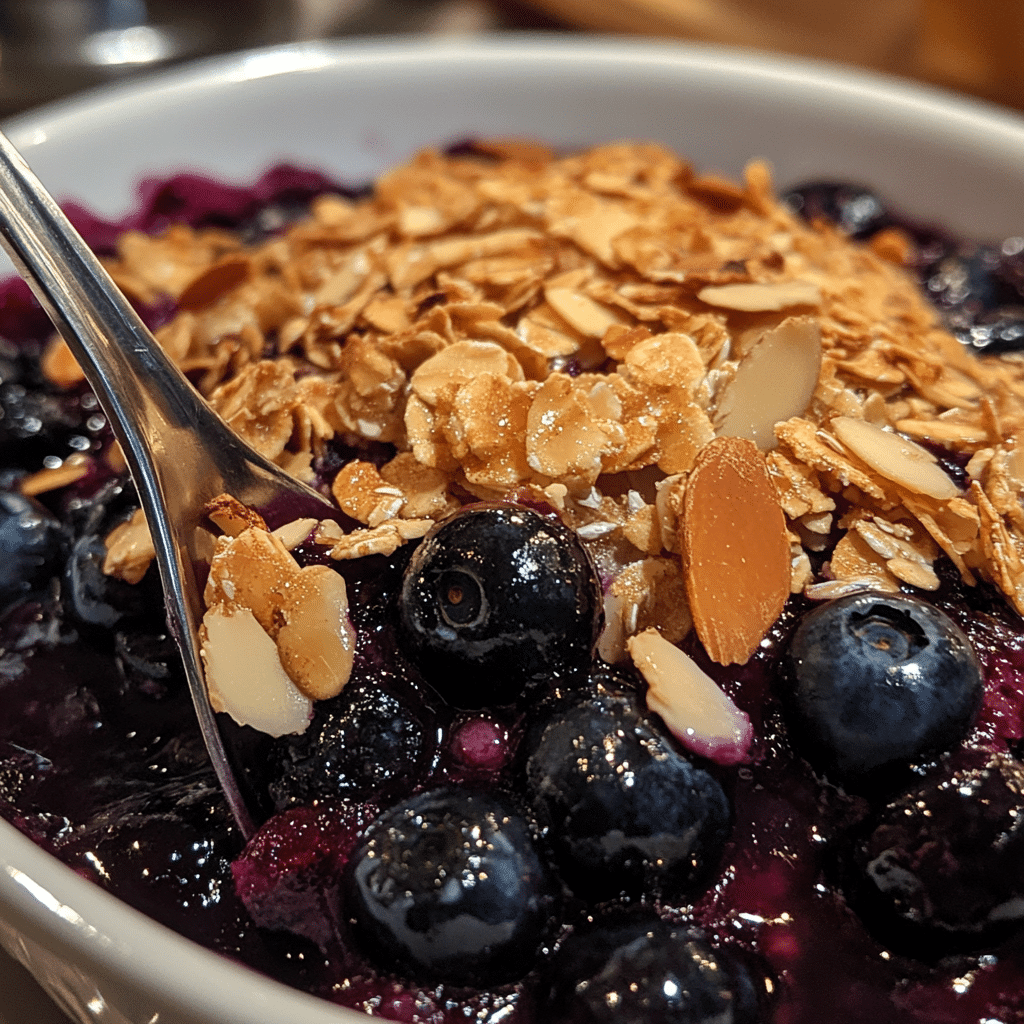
[781,182,890,239]
[844,750,1024,958]
[63,480,154,628]
[345,786,560,986]
[0,382,91,471]
[269,679,429,809]
[785,592,982,788]
[59,769,245,941]
[950,305,1024,354]
[398,503,602,708]
[524,685,731,901]
[0,490,67,608]
[929,246,1024,353]
[544,910,762,1024]
[65,532,147,627]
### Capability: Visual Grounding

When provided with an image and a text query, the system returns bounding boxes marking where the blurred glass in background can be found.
[0,0,299,113]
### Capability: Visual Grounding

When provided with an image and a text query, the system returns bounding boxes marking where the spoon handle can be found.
[0,130,317,838]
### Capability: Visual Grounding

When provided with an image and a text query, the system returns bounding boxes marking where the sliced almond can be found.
[409,340,523,405]
[276,565,357,701]
[103,508,155,584]
[205,493,269,537]
[715,316,822,450]
[697,280,820,312]
[41,336,85,389]
[831,416,959,500]
[201,606,312,737]
[177,256,251,312]
[544,288,624,337]
[204,526,355,702]
[682,436,790,665]
[273,517,319,550]
[204,527,298,628]
[628,627,752,765]
[18,454,92,496]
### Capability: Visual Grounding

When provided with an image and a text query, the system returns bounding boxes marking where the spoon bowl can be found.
[0,129,330,838]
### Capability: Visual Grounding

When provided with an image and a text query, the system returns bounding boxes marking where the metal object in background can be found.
[0,1,298,113]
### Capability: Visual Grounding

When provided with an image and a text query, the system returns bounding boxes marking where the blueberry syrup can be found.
[1,171,1024,1023]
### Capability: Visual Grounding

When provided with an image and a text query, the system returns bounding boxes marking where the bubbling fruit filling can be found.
[3,144,1024,1023]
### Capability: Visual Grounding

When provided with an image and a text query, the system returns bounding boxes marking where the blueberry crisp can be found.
[2,143,1024,1023]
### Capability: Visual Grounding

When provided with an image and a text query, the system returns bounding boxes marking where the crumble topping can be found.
[199,514,356,731]
[72,141,1024,677]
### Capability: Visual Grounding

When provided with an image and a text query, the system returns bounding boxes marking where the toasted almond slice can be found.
[715,316,822,450]
[103,508,155,585]
[177,256,251,312]
[18,454,92,496]
[831,416,959,500]
[544,288,624,338]
[205,493,269,537]
[41,336,84,389]
[697,280,820,311]
[273,518,319,550]
[201,606,312,737]
[203,527,298,629]
[894,418,990,447]
[682,436,790,665]
[409,340,524,405]
[276,565,356,701]
[628,628,752,765]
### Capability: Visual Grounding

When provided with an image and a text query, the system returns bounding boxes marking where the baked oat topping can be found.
[199,516,356,728]
[85,142,1024,670]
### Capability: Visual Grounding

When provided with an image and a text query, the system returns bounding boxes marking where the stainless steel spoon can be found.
[0,130,331,840]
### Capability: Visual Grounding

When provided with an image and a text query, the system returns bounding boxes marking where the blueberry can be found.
[398,503,602,708]
[269,679,429,808]
[545,910,762,1024]
[782,182,890,239]
[114,629,184,699]
[65,532,147,627]
[844,750,1024,957]
[63,480,157,628]
[345,786,560,986]
[785,592,982,787]
[524,685,731,901]
[0,490,67,607]
[0,381,97,471]
[59,770,245,940]
[953,305,1024,354]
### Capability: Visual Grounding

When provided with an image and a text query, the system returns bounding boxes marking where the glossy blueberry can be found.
[65,533,147,627]
[398,503,602,708]
[64,481,157,628]
[114,629,184,699]
[0,490,67,607]
[269,679,429,808]
[59,770,244,939]
[924,244,1010,315]
[785,592,982,787]
[0,378,98,471]
[345,786,560,986]
[953,305,1024,354]
[546,910,762,1024]
[844,750,1024,957]
[524,685,731,901]
[782,181,890,239]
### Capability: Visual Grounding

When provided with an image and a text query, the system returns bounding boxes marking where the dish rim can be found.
[1,31,1024,1024]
